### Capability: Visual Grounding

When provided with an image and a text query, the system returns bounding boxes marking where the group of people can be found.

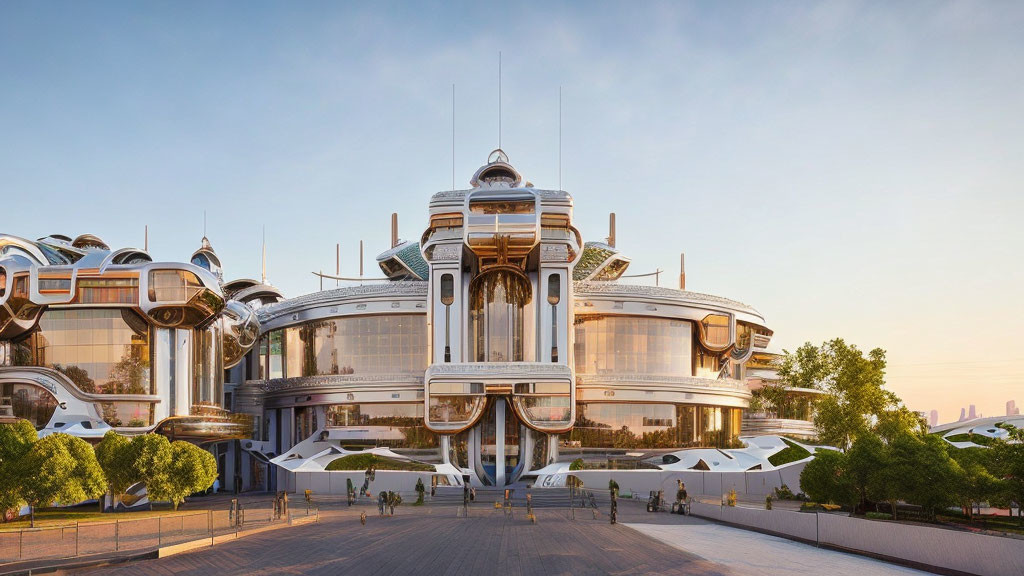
[377,490,401,516]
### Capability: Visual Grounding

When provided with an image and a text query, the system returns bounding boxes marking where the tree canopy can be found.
[0,420,38,515]
[17,433,105,526]
[778,339,925,448]
[149,441,217,510]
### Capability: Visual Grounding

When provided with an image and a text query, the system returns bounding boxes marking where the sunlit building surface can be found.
[1,151,787,489]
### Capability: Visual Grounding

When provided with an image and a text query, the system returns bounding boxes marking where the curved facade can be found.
[247,150,775,488]
[0,234,270,443]
[1,151,780,492]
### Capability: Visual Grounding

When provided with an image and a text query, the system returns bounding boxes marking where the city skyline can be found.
[2,2,1022,420]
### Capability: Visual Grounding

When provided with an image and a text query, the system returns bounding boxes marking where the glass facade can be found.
[99,401,154,427]
[324,403,437,448]
[574,315,692,376]
[193,324,224,408]
[19,308,152,395]
[260,314,426,378]
[469,269,530,362]
[1,382,58,428]
[569,402,743,449]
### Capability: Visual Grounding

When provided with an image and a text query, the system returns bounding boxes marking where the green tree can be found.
[799,449,854,506]
[130,433,173,504]
[886,434,958,521]
[18,433,105,526]
[989,436,1024,525]
[149,441,216,511]
[0,421,38,518]
[950,447,1002,522]
[95,431,138,510]
[780,339,919,448]
[845,434,887,514]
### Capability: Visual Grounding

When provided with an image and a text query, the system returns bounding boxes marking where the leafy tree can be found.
[780,339,920,448]
[0,421,38,518]
[884,434,958,521]
[845,433,887,514]
[950,447,1003,522]
[130,433,173,503]
[989,435,1024,525]
[150,441,217,511]
[18,433,105,526]
[95,431,138,509]
[799,448,854,506]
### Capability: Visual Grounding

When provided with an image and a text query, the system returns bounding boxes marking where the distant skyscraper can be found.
[929,410,939,427]
[1008,400,1020,416]
[968,405,978,420]
[959,407,967,422]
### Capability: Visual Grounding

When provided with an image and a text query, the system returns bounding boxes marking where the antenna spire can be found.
[498,51,502,150]
[559,85,562,191]
[261,226,267,284]
[452,83,456,191]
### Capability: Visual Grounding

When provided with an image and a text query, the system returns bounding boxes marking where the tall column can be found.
[495,400,506,486]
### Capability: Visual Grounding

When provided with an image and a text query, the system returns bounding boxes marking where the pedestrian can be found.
[378,491,386,516]
[388,491,396,516]
[470,486,476,502]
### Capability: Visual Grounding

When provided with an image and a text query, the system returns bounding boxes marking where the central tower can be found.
[421,150,582,485]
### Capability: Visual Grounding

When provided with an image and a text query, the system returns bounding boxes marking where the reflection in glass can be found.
[2,383,57,428]
[701,314,730,349]
[574,315,692,376]
[193,324,224,407]
[20,309,151,394]
[148,270,203,302]
[470,268,530,362]
[325,403,437,448]
[428,396,484,424]
[99,401,154,427]
[570,402,742,449]
[280,315,426,377]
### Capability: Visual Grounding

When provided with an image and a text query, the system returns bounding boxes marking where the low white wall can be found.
[687,502,1024,576]
[292,470,434,496]
[818,513,1024,576]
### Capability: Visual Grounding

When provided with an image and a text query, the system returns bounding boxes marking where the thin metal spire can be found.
[144,225,148,252]
[452,83,456,191]
[559,86,562,191]
[498,51,502,150]
[261,226,266,284]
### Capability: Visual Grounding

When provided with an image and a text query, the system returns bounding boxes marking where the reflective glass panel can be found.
[570,402,742,449]
[282,315,426,377]
[20,309,152,394]
[2,383,58,428]
[324,403,437,448]
[573,315,692,376]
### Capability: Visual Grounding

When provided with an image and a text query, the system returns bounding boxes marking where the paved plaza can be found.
[64,502,936,576]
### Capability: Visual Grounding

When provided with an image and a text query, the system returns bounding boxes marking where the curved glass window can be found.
[279,314,426,377]
[569,403,742,449]
[99,401,154,427]
[700,314,730,349]
[574,315,692,376]
[20,309,152,394]
[325,403,437,448]
[2,382,58,429]
[469,268,531,362]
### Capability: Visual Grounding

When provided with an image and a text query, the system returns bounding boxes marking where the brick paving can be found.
[71,504,729,576]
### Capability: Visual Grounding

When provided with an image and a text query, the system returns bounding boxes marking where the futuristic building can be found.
[1,150,785,491]
[242,150,776,489]
[0,232,281,481]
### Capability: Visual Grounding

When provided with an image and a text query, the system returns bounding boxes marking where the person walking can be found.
[377,491,386,516]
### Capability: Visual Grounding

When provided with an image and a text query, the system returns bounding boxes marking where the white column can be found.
[495,400,506,486]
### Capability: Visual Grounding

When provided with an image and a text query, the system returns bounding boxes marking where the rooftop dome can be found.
[470,149,523,188]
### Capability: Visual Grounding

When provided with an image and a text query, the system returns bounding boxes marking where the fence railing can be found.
[0,500,317,566]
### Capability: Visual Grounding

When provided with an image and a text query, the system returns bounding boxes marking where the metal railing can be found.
[0,499,318,566]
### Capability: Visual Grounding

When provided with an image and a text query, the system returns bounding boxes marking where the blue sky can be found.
[2,1,1023,422]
